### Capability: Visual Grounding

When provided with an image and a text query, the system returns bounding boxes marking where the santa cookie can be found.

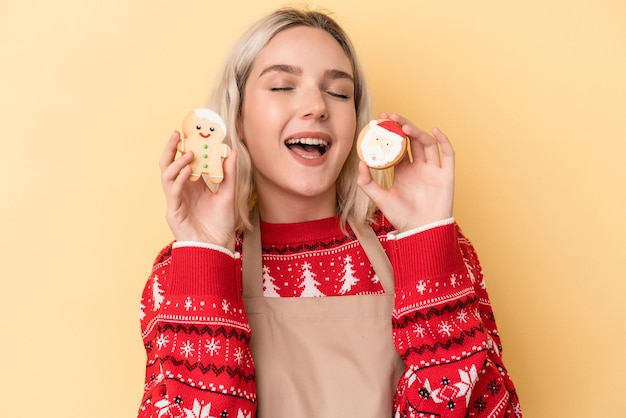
[356,119,413,169]
[178,108,231,183]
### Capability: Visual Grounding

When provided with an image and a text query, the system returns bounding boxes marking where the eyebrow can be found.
[258,64,354,82]
[325,68,354,82]
[259,64,302,77]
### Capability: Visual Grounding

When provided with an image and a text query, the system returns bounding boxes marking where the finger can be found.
[161,150,194,186]
[404,128,439,164]
[408,133,427,163]
[168,163,193,197]
[356,161,387,206]
[433,127,455,168]
[386,113,439,164]
[159,131,181,172]
[418,132,442,165]
[217,149,238,197]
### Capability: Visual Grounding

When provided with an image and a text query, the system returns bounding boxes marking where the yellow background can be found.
[1,0,625,416]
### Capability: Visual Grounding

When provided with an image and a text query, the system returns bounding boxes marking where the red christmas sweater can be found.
[138,214,522,417]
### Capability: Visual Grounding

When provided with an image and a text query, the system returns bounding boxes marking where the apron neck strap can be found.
[242,209,394,297]
[347,219,394,294]
[242,208,263,297]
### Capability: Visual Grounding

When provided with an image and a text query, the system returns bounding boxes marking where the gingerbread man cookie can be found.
[356,119,413,169]
[178,108,231,183]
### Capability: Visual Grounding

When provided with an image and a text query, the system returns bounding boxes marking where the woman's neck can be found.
[256,188,337,224]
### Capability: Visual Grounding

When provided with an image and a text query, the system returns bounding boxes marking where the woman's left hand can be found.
[357,112,455,233]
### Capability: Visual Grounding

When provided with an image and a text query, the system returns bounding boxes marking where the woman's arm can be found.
[385,224,522,417]
[138,243,256,418]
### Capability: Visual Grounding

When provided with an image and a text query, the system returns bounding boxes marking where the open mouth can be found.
[285,138,330,159]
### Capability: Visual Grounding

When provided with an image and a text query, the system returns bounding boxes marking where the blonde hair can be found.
[208,7,390,232]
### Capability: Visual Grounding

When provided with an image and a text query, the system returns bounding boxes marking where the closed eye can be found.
[326,91,350,99]
[270,87,293,92]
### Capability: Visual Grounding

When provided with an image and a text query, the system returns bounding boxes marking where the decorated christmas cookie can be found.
[178,108,231,183]
[356,119,413,169]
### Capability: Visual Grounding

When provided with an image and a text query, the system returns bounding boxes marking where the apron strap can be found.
[242,208,263,297]
[348,219,395,295]
[242,209,395,297]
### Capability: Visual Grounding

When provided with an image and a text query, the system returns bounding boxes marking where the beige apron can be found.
[242,215,405,417]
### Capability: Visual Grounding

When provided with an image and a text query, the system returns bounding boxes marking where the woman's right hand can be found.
[159,131,237,251]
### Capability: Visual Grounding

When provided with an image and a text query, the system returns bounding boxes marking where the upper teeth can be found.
[285,138,329,147]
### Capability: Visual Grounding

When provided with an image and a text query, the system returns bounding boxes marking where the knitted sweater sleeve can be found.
[137,243,256,418]
[385,224,522,417]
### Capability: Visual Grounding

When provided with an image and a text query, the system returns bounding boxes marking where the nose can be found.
[299,87,328,121]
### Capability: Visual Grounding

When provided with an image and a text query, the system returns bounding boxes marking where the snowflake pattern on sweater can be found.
[138,214,521,417]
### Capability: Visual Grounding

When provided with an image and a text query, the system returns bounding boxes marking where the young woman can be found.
[138,7,522,418]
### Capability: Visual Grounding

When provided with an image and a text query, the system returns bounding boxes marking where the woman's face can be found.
[241,26,357,213]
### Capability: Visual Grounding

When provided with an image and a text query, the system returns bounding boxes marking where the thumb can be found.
[356,161,387,206]
[218,149,238,196]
